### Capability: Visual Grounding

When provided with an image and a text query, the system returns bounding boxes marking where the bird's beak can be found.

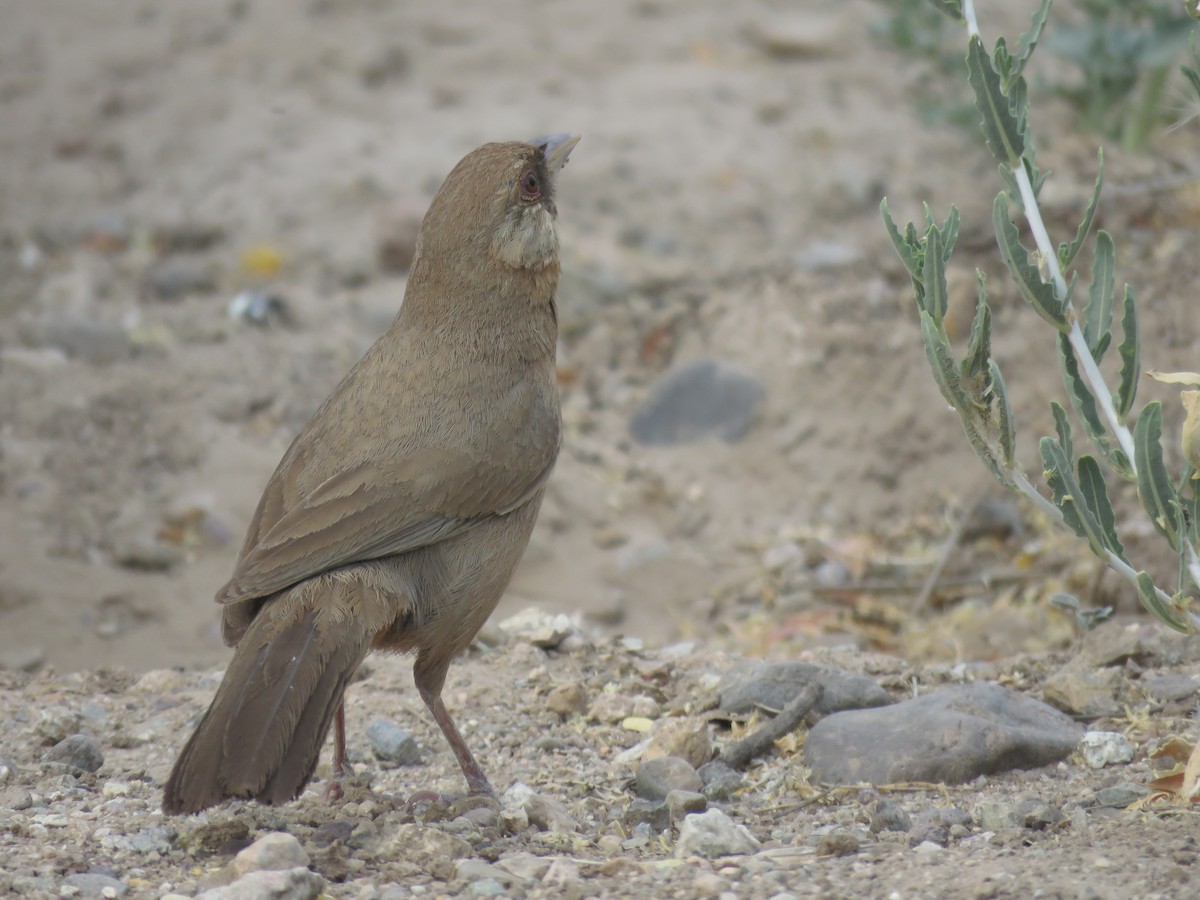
[531,133,581,172]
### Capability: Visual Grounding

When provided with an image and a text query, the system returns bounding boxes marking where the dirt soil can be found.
[2,0,1200,897]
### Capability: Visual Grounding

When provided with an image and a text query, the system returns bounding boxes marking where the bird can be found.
[162,133,579,815]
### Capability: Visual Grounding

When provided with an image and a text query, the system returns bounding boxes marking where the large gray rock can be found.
[718,661,890,716]
[804,683,1082,785]
[630,359,764,446]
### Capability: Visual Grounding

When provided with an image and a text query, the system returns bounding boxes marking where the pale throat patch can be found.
[491,204,559,270]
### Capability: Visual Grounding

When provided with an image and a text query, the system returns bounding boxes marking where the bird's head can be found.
[415,134,580,276]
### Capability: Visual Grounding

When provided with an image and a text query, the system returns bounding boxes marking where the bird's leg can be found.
[414,656,496,799]
[322,702,350,802]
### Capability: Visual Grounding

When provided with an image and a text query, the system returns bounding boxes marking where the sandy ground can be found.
[3,0,1200,896]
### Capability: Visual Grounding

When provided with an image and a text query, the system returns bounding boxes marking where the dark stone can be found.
[869,799,911,833]
[804,683,1082,786]
[42,734,104,773]
[717,661,890,716]
[697,759,743,801]
[1142,674,1199,703]
[1083,617,1200,668]
[635,756,702,800]
[665,789,707,825]
[1094,782,1152,808]
[630,359,764,446]
[622,799,670,833]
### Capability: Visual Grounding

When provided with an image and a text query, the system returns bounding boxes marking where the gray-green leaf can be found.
[1051,400,1073,461]
[994,193,1066,328]
[1116,285,1140,418]
[922,227,949,322]
[1077,455,1126,561]
[1058,332,1132,479]
[880,198,923,285]
[1134,402,1181,551]
[967,36,1025,169]
[1083,230,1115,359]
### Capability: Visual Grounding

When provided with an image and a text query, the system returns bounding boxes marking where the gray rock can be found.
[1079,731,1135,769]
[646,717,711,769]
[36,706,82,744]
[974,801,1023,832]
[697,759,743,801]
[718,661,891,716]
[63,873,128,897]
[112,534,183,572]
[1017,798,1065,830]
[804,683,1082,785]
[1082,617,1200,667]
[975,796,1063,833]
[816,829,860,857]
[497,607,577,649]
[366,719,422,766]
[230,832,309,878]
[33,316,130,363]
[630,359,764,446]
[1094,782,1152,808]
[144,260,217,299]
[468,878,507,897]
[130,826,172,854]
[546,683,588,717]
[523,791,579,833]
[665,789,707,824]
[1042,660,1120,718]
[388,825,472,880]
[674,808,760,858]
[869,799,911,834]
[455,859,522,885]
[622,799,670,833]
[636,756,702,800]
[1142,674,1199,703]
[195,867,324,900]
[43,734,104,773]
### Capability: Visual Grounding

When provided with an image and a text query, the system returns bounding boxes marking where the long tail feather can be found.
[162,601,371,815]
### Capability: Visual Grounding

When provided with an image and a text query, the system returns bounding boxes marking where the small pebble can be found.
[229,831,309,878]
[816,829,860,857]
[1094,782,1152,808]
[674,809,760,858]
[366,719,422,766]
[636,756,702,800]
[546,683,588,716]
[697,760,744,801]
[1079,731,1135,769]
[622,799,670,833]
[665,789,707,824]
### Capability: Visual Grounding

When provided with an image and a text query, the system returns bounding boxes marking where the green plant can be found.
[880,0,1200,632]
[875,0,1195,150]
[1043,0,1194,150]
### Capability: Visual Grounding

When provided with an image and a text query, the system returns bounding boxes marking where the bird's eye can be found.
[519,169,541,201]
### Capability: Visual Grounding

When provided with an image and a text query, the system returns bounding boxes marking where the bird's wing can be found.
[215,446,555,607]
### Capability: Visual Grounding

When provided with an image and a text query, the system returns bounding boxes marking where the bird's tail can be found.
[162,592,374,815]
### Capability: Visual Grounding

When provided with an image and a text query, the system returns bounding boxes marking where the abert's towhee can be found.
[163,134,578,814]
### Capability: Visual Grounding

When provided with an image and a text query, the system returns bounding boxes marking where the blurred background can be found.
[2,0,1198,673]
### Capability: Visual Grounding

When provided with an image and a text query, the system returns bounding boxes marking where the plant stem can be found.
[1013,105,1137,468]
[963,0,980,39]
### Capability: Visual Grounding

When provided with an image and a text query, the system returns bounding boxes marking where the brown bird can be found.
[162,134,578,815]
